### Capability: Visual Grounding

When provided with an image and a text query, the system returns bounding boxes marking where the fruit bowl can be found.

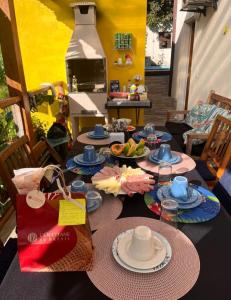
[110,138,149,159]
[111,146,150,159]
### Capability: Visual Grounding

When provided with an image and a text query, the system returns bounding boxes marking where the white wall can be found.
[172,0,231,109]
[145,26,171,67]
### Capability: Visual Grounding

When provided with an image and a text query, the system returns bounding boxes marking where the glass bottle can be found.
[72,75,78,92]
[127,80,131,93]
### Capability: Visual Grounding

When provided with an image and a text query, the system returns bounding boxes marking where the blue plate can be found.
[73,154,105,166]
[148,150,182,165]
[138,130,164,138]
[157,186,202,209]
[87,131,109,139]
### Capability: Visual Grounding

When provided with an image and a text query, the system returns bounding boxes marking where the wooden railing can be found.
[0,95,22,109]
[27,81,66,96]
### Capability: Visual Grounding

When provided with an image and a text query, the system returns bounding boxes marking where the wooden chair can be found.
[31,137,64,167]
[0,136,35,207]
[166,91,231,155]
[196,115,231,188]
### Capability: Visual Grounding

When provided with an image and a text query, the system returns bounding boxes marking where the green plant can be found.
[0,49,5,85]
[0,49,8,99]
[147,0,173,32]
[0,108,18,150]
[32,115,47,141]
[0,84,8,99]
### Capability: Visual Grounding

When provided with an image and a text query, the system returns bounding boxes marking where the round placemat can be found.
[144,185,220,223]
[132,131,172,143]
[77,132,111,145]
[137,151,196,174]
[88,193,123,231]
[87,217,200,300]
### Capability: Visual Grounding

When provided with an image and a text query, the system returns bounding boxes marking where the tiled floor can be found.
[0,75,176,244]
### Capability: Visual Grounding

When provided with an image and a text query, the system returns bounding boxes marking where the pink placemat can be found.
[77,132,111,145]
[88,194,123,231]
[137,151,196,174]
[87,217,200,300]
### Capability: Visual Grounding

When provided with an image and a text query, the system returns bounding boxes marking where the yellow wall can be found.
[14,0,147,130]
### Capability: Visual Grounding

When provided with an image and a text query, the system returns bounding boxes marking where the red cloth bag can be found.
[17,192,93,272]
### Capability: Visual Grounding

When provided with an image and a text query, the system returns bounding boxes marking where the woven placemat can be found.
[87,217,200,300]
[77,132,111,145]
[144,185,220,223]
[88,194,123,231]
[137,151,196,174]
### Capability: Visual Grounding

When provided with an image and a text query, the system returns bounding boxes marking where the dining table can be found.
[1,126,231,300]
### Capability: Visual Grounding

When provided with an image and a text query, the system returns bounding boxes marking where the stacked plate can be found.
[73,154,105,166]
[87,131,109,139]
[112,229,172,274]
[148,149,182,165]
[157,186,203,209]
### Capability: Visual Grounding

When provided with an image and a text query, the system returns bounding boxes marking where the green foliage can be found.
[0,50,5,85]
[0,108,18,149]
[0,49,8,98]
[147,0,173,32]
[0,84,8,99]
[32,115,47,142]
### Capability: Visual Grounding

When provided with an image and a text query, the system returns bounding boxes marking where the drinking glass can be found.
[144,122,155,136]
[160,199,178,228]
[158,162,172,186]
[99,147,111,161]
[146,134,157,151]
[71,180,87,193]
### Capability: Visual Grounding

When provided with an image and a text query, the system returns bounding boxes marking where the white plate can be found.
[117,230,166,269]
[111,147,150,159]
[112,229,172,274]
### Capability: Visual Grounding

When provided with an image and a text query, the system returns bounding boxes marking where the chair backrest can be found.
[0,136,35,206]
[208,90,231,112]
[201,115,231,180]
[32,137,63,167]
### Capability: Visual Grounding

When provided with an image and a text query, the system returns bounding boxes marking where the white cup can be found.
[128,226,162,261]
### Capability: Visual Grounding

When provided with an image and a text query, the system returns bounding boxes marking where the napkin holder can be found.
[109,132,125,144]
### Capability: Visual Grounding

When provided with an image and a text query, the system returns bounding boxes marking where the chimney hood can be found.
[66,2,106,60]
[66,2,108,141]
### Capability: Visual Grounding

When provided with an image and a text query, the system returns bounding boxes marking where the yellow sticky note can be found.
[58,199,86,226]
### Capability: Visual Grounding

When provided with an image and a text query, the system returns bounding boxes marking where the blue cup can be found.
[94,124,105,136]
[71,180,87,193]
[170,176,188,200]
[86,191,102,211]
[83,145,97,162]
[144,122,155,137]
[157,144,172,161]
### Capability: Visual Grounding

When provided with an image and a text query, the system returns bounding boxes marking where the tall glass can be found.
[160,199,178,228]
[158,162,172,186]
[146,134,157,151]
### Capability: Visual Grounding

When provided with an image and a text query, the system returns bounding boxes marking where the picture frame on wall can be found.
[110,80,120,92]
